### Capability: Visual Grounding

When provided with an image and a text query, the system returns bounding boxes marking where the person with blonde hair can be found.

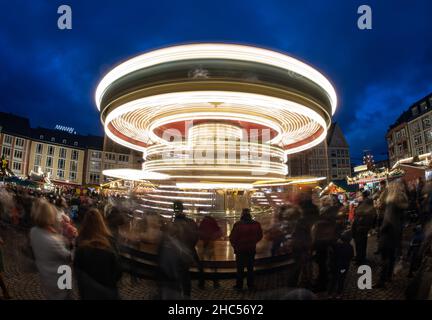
[30,199,72,300]
[74,208,122,300]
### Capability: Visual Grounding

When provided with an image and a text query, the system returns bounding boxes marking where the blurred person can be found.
[267,206,289,257]
[229,208,263,291]
[30,200,72,299]
[311,195,338,292]
[373,180,388,253]
[351,190,377,265]
[296,192,320,288]
[327,230,354,299]
[407,225,425,278]
[106,206,127,242]
[0,234,12,299]
[55,197,77,246]
[376,181,408,288]
[158,201,199,299]
[198,215,222,289]
[74,208,122,300]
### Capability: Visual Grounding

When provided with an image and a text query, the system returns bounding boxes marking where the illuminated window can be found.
[57,169,65,179]
[13,150,23,159]
[57,158,65,170]
[1,147,11,157]
[12,162,22,172]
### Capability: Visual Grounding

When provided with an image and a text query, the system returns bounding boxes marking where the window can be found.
[119,155,129,162]
[51,137,55,142]
[47,146,54,156]
[105,153,116,161]
[34,154,42,166]
[15,138,24,148]
[423,117,431,130]
[417,147,424,155]
[35,143,43,154]
[414,135,423,146]
[57,158,65,170]
[91,151,102,159]
[46,168,53,176]
[59,148,67,159]
[412,106,419,116]
[12,162,22,172]
[420,102,427,112]
[13,150,23,160]
[39,135,44,140]
[70,160,78,172]
[57,169,65,179]
[4,135,13,145]
[411,122,421,134]
[62,139,67,144]
[89,173,100,183]
[89,161,101,172]
[71,150,79,160]
[74,141,78,146]
[33,165,40,173]
[425,131,432,143]
[69,171,77,181]
[1,147,11,157]
[46,156,53,168]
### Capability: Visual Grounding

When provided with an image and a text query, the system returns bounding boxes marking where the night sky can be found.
[1,0,431,164]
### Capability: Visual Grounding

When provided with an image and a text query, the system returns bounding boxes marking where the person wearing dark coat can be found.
[158,201,199,299]
[311,196,338,292]
[352,190,377,265]
[328,230,354,299]
[74,208,123,300]
[229,208,263,290]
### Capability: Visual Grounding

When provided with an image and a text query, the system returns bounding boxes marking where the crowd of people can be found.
[0,176,432,300]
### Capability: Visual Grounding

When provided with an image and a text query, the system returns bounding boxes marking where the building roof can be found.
[0,112,104,150]
[388,92,432,132]
[326,122,349,148]
[0,112,32,137]
[31,127,104,150]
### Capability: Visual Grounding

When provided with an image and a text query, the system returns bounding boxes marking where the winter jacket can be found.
[229,218,263,254]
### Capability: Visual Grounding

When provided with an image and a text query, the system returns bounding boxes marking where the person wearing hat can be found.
[229,208,263,290]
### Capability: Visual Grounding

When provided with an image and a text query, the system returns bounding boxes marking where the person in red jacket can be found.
[229,208,263,290]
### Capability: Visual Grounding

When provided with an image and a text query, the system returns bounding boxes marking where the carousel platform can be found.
[117,214,296,279]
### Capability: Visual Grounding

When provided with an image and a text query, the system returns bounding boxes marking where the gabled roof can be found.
[326,122,349,148]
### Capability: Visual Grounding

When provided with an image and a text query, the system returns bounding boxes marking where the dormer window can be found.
[51,137,55,142]
[74,141,78,146]
[62,139,67,144]
[412,106,419,116]
[39,135,44,140]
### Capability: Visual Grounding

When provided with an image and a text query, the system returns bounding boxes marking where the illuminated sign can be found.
[54,125,76,134]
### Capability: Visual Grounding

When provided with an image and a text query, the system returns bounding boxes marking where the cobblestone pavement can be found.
[0,224,412,300]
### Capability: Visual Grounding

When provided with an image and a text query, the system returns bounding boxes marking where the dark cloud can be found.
[0,0,431,163]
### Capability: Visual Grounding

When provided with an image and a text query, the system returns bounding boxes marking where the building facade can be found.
[387,93,432,166]
[327,123,351,180]
[288,122,351,181]
[0,112,143,186]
